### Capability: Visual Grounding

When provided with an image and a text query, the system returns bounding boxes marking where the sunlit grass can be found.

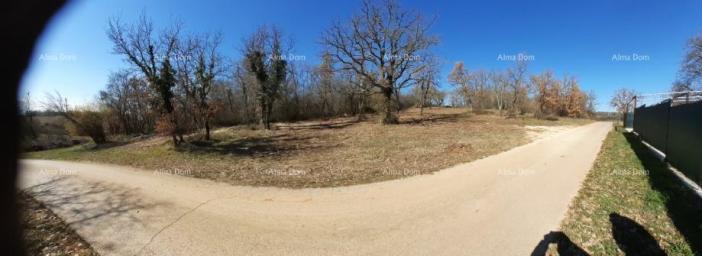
[27,108,590,188]
[561,131,700,255]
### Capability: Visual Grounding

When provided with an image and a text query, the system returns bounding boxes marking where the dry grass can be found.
[22,115,92,151]
[26,108,591,188]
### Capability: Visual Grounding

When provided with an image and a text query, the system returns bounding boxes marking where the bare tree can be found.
[414,57,441,116]
[336,69,374,120]
[233,61,256,124]
[505,58,529,116]
[586,89,597,116]
[20,92,37,138]
[471,69,491,112]
[671,80,693,93]
[43,92,107,144]
[314,52,336,118]
[610,88,637,116]
[42,91,70,114]
[289,64,316,120]
[100,70,154,134]
[322,0,438,124]
[193,32,224,139]
[107,15,183,145]
[448,61,471,108]
[682,33,702,85]
[490,70,508,115]
[172,34,198,133]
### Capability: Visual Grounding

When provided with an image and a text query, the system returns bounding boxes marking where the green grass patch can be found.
[560,131,702,255]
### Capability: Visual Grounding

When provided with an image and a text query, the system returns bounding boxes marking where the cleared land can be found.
[19,122,611,255]
[26,108,590,188]
[560,130,702,255]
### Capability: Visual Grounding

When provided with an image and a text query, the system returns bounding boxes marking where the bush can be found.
[65,110,107,144]
[154,114,176,136]
[544,115,559,121]
[534,111,560,121]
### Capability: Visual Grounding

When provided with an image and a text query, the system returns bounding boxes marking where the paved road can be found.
[19,122,612,256]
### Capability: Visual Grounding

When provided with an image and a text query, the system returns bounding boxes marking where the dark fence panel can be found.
[634,100,702,186]
[665,101,702,185]
[634,101,670,152]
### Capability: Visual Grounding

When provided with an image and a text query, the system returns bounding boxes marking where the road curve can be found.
[19,122,612,256]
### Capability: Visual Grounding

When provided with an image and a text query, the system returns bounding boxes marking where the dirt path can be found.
[19,122,612,256]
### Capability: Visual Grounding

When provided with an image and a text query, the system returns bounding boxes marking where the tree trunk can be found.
[508,90,519,117]
[266,101,274,129]
[201,103,211,140]
[382,87,399,124]
[419,97,425,117]
[204,118,210,140]
[169,113,183,146]
[357,94,367,121]
[120,115,129,134]
[259,98,267,129]
[420,85,429,117]
[394,87,401,114]
[226,89,235,115]
[28,114,37,138]
[496,93,504,116]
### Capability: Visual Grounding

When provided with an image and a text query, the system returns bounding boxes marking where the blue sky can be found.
[20,0,702,111]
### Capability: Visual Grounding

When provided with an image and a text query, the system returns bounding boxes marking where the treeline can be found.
[96,20,426,143]
[34,0,595,146]
[446,61,595,118]
[36,0,443,145]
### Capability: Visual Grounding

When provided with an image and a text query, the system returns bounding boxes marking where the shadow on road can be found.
[20,175,165,253]
[21,175,170,253]
[530,231,589,256]
[624,133,702,253]
[609,212,666,256]
[23,176,161,227]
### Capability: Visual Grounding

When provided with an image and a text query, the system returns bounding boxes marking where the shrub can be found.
[154,114,176,136]
[544,115,559,121]
[65,110,107,144]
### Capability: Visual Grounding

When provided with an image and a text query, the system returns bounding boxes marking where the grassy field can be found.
[26,108,590,188]
[19,192,98,256]
[560,130,702,255]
